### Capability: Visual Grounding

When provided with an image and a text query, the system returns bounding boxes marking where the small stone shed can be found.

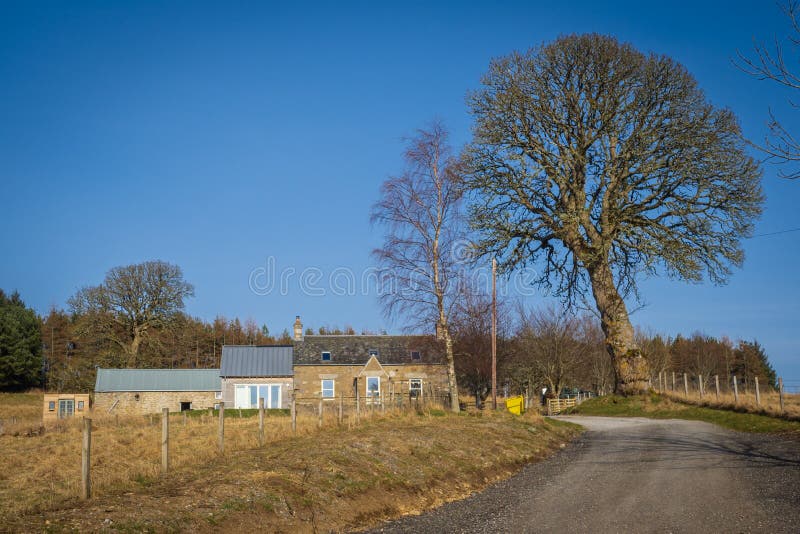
[93,368,221,415]
[42,393,91,422]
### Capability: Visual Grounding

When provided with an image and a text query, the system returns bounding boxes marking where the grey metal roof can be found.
[95,368,221,392]
[220,345,294,377]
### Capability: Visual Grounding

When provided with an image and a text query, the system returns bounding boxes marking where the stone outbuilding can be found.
[42,392,91,422]
[220,345,294,409]
[93,368,221,415]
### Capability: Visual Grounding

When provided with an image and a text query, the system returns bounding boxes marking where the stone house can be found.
[291,317,450,403]
[93,368,221,415]
[219,345,294,409]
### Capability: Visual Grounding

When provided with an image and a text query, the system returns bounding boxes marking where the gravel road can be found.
[368,417,800,533]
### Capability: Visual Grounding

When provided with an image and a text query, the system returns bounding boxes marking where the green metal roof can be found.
[95,368,221,392]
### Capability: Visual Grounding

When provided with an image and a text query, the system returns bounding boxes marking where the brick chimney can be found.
[293,315,303,341]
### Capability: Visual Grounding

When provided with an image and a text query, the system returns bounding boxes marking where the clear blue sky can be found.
[1,1,798,383]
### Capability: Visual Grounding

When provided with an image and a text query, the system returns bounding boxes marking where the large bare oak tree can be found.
[464,34,763,394]
[69,260,195,366]
[371,122,464,411]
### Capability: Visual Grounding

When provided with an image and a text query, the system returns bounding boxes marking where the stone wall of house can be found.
[93,391,219,415]
[220,376,294,409]
[292,363,449,401]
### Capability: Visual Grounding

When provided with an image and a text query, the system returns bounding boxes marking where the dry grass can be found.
[0,394,580,532]
[659,387,800,419]
[0,391,44,432]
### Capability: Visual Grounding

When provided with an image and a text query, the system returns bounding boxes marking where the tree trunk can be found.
[588,261,650,395]
[442,329,460,412]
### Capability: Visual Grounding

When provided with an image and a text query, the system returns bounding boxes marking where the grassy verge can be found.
[566,393,800,436]
[1,396,581,533]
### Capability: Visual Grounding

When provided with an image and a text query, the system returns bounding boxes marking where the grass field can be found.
[566,393,800,436]
[0,392,581,532]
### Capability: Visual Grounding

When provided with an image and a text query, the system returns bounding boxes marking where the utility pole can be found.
[492,257,497,410]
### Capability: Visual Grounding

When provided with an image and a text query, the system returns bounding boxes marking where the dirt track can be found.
[369,416,800,533]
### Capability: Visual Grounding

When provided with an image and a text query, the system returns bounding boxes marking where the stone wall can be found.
[93,391,219,415]
[220,376,294,409]
[293,363,449,400]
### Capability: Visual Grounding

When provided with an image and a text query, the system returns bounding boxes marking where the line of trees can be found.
[452,304,779,407]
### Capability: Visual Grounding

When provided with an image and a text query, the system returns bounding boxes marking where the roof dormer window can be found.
[321,351,331,361]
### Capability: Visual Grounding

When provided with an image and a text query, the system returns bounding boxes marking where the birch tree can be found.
[371,122,464,411]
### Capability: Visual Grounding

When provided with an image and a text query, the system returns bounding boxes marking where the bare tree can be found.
[371,122,465,411]
[736,1,800,178]
[514,306,585,398]
[464,34,763,394]
[69,260,194,366]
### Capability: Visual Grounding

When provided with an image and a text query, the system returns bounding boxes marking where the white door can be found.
[366,377,380,404]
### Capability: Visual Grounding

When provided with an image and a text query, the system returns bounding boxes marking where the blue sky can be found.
[1,1,798,382]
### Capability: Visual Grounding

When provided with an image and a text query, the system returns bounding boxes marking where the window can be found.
[48,401,55,411]
[410,351,421,360]
[234,384,282,409]
[214,391,222,400]
[410,378,422,398]
[368,349,379,357]
[321,351,331,361]
[77,401,85,411]
[180,401,192,411]
[366,376,380,404]
[321,379,335,398]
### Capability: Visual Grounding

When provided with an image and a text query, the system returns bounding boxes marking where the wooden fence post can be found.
[162,408,169,474]
[258,397,265,447]
[714,375,720,401]
[699,374,704,398]
[755,376,761,407]
[683,373,689,398]
[355,387,360,423]
[183,411,187,426]
[291,392,297,434]
[733,375,739,404]
[338,392,343,424]
[218,402,225,454]
[81,417,92,499]
[779,377,785,412]
[672,371,676,392]
[318,395,323,429]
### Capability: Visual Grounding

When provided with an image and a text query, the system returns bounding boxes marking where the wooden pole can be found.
[714,375,720,401]
[491,257,497,410]
[755,376,761,407]
[258,397,265,447]
[161,408,169,474]
[218,401,225,454]
[683,373,688,398]
[81,417,91,499]
[318,395,323,428]
[733,375,739,404]
[338,392,343,424]
[291,391,297,434]
[355,384,360,423]
[779,377,785,412]
[672,371,676,392]
[699,374,704,398]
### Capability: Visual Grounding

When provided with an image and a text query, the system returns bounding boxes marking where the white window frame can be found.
[214,391,222,400]
[366,376,380,404]
[368,349,379,357]
[409,378,422,398]
[234,384,282,409]
[321,351,332,361]
[321,379,335,399]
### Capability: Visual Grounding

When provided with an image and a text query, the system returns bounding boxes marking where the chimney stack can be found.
[293,315,303,341]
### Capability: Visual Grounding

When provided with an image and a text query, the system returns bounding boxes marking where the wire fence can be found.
[651,371,799,418]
